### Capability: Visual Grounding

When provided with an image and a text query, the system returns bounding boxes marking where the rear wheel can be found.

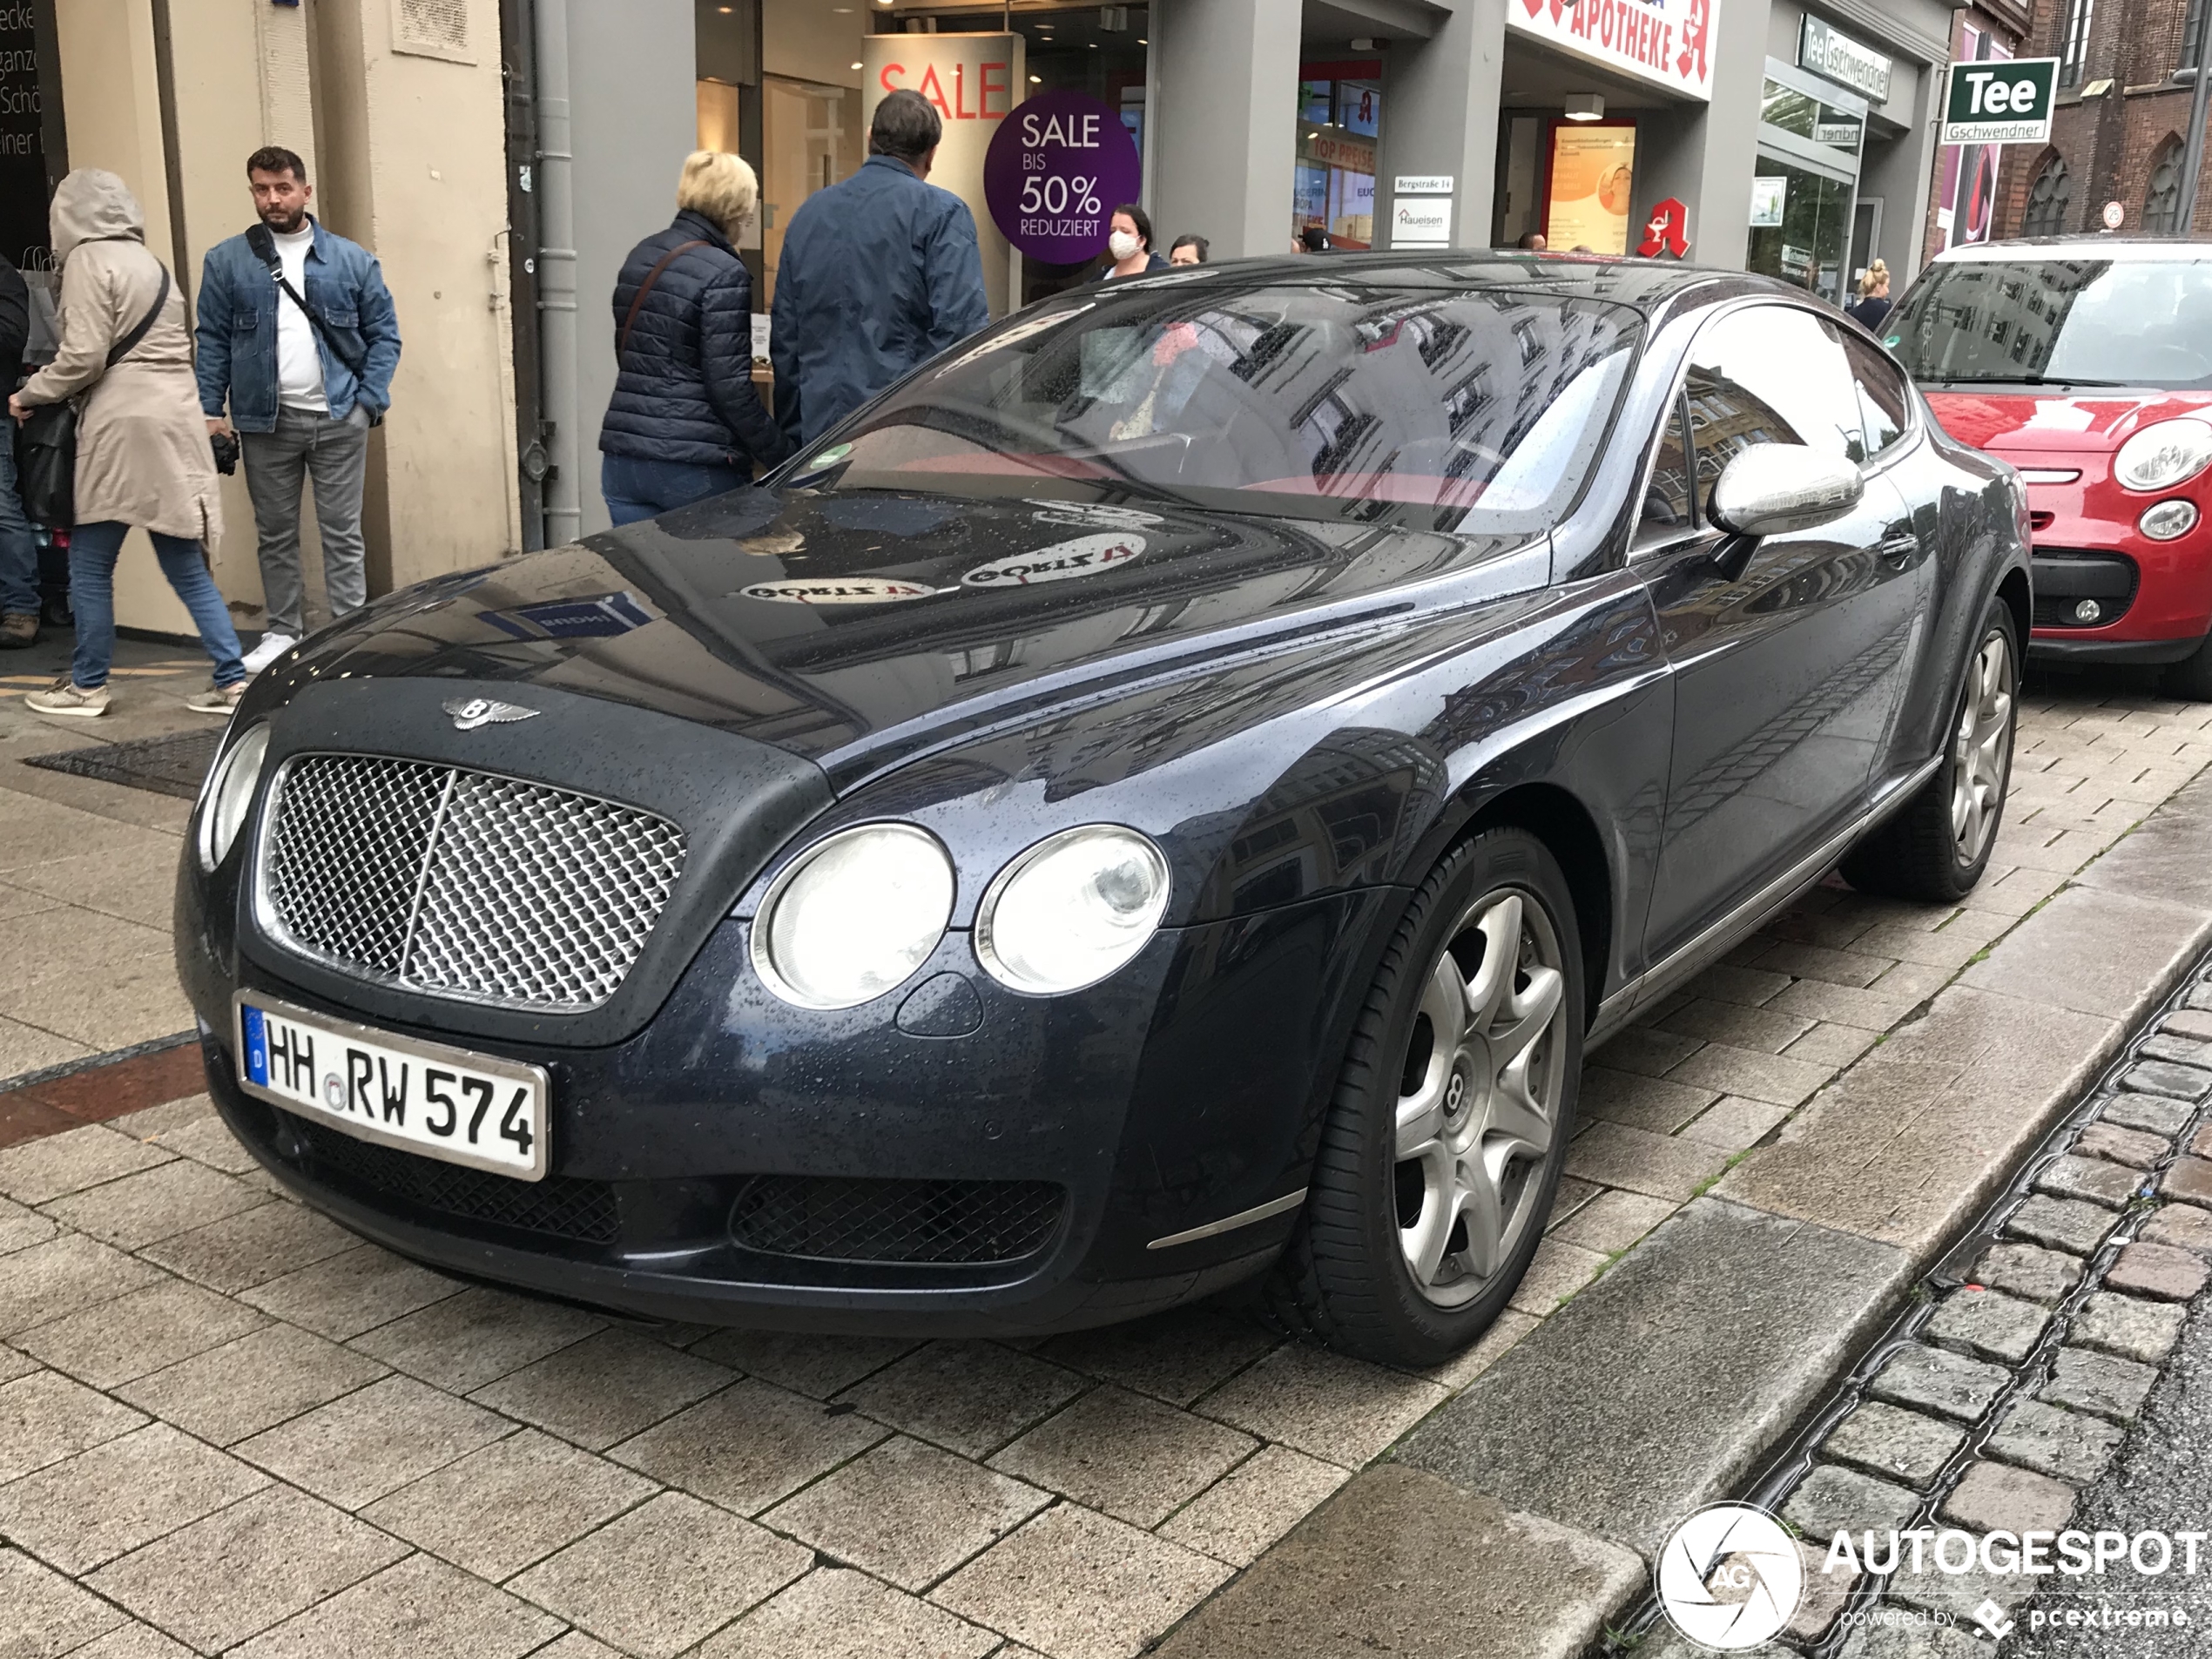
[2163,632,2212,701]
[1842,598,2018,903]
[1264,828,1583,1367]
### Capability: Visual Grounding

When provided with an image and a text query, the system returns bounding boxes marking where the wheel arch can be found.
[1459,781,1613,1028]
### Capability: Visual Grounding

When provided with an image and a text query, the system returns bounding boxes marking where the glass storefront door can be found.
[1745,63,1865,306]
[1293,64,1381,250]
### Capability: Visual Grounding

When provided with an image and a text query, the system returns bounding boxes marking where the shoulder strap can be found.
[271,268,368,378]
[617,239,709,358]
[105,263,170,368]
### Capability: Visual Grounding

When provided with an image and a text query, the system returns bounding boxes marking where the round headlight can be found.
[2114,419,2212,493]
[752,824,954,1009]
[196,723,270,873]
[2140,499,2200,542]
[976,826,1170,995]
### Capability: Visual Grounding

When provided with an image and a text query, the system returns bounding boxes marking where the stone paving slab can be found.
[1392,1198,1910,1554]
[2,666,2209,1658]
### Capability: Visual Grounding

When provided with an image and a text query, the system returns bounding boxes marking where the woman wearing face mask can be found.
[1101,204,1167,280]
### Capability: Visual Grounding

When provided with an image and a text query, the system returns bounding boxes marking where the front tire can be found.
[2163,631,2212,701]
[1264,827,1584,1367]
[1843,597,2018,904]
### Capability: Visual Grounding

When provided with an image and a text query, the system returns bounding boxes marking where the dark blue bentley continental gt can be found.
[177,255,2029,1366]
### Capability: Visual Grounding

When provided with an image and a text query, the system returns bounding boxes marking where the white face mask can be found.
[1108,230,1143,263]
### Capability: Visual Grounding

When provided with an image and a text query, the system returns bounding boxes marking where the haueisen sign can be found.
[1941,57,2059,145]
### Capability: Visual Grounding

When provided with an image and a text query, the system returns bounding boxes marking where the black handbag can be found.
[14,260,172,529]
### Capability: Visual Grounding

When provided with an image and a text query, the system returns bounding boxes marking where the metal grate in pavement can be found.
[23,730,220,799]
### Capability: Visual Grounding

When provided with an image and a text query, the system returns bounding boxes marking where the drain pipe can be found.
[533,0,582,547]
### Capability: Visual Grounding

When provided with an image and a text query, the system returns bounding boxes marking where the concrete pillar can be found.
[1151,0,1301,259]
[309,0,516,590]
[1625,0,1767,273]
[563,0,694,536]
[1861,62,1938,281]
[1375,0,1507,252]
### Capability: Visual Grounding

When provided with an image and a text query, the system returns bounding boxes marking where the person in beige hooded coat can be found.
[11,169,245,718]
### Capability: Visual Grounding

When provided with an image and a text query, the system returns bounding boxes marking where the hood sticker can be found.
[962,533,1147,589]
[737,577,939,605]
[1024,500,1163,531]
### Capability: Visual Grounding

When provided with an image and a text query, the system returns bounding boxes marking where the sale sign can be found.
[865,34,1024,316]
[1509,0,1720,102]
[983,90,1144,265]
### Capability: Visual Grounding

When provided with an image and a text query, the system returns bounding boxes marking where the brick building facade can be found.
[1994,0,2212,238]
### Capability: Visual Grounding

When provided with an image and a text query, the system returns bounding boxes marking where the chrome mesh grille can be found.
[261,754,686,1011]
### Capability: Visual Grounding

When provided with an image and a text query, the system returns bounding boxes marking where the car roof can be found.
[1109,251,1788,313]
[1933,236,2212,264]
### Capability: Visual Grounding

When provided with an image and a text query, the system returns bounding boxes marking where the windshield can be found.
[1886,256,2212,389]
[786,281,1641,530]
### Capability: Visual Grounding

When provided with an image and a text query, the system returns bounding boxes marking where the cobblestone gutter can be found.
[1618,954,2212,1659]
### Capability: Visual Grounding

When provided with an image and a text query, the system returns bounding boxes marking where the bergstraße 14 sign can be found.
[1942,57,2059,145]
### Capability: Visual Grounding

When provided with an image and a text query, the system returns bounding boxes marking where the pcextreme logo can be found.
[1656,1503,1804,1651]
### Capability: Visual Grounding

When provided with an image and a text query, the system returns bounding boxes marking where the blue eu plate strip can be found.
[243,1006,269,1087]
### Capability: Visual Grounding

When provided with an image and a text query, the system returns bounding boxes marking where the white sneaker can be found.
[240,632,298,674]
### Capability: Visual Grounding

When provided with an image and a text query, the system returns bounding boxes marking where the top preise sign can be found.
[1507,0,1719,101]
[1941,57,2059,145]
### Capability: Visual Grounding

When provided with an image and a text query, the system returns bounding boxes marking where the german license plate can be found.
[234,992,549,1181]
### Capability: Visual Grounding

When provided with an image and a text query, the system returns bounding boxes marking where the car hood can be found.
[1922,388,2212,455]
[293,488,1549,791]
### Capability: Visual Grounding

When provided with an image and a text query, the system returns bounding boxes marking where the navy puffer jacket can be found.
[599,210,791,471]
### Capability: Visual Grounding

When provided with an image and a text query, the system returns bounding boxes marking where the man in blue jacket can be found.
[771,89,988,447]
[198,146,401,672]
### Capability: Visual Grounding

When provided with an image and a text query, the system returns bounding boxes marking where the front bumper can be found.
[181,853,1393,1335]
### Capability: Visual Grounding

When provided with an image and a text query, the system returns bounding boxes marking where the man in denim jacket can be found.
[197,145,401,672]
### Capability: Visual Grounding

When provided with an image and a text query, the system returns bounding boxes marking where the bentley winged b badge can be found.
[443,696,541,732]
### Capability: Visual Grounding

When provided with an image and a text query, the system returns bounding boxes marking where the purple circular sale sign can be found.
[982,90,1143,264]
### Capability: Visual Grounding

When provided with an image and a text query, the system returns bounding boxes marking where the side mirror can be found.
[1708,444,1863,538]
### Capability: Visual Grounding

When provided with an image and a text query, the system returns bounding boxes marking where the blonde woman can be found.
[600,150,791,526]
[1847,258,1893,331]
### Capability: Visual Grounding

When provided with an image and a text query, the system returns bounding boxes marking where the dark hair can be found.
[1170,233,1209,262]
[1300,225,1330,252]
[246,145,307,184]
[1111,202,1152,251]
[869,90,942,163]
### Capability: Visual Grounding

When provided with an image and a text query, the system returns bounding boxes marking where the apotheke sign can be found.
[1940,57,2058,145]
[1508,0,1718,102]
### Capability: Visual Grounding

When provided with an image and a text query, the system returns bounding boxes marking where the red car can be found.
[1884,238,2212,697]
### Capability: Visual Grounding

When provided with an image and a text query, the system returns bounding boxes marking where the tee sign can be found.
[1940,57,2058,145]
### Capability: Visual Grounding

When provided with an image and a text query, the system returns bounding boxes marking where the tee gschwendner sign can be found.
[1941,57,2059,145]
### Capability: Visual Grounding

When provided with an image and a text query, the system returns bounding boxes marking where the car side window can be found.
[1636,396,1697,544]
[1844,336,1911,462]
[1685,307,1867,517]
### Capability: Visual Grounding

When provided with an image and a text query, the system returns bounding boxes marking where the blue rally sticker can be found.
[243,1007,270,1087]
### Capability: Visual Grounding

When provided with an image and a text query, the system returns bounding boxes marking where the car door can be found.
[1635,302,1924,968]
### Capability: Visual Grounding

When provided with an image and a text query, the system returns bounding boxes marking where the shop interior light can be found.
[1029,73,1042,81]
[850,60,863,69]
[1564,92,1605,119]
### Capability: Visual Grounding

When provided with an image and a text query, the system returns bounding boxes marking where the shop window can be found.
[2022,157,2072,237]
[1745,158,1853,306]
[1292,64,1380,249]
[2059,0,2094,87]
[2144,145,2185,234]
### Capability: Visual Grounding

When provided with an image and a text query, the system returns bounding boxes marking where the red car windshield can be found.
[786,283,1639,529]
[1887,255,2212,391]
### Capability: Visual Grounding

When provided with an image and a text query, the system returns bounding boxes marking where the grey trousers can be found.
[241,405,370,638]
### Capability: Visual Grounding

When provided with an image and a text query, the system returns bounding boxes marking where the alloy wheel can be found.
[1392,888,1568,1309]
[1951,630,2014,865]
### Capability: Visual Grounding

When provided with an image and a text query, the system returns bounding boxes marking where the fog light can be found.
[2074,599,2103,624]
[2139,499,2199,541]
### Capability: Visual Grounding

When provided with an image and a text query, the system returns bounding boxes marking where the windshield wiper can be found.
[1924,373,2134,388]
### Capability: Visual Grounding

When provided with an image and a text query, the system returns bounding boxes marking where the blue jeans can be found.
[601,455,746,527]
[0,439,39,615]
[67,521,246,691]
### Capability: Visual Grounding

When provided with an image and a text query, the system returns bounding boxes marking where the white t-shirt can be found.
[271,223,328,414]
